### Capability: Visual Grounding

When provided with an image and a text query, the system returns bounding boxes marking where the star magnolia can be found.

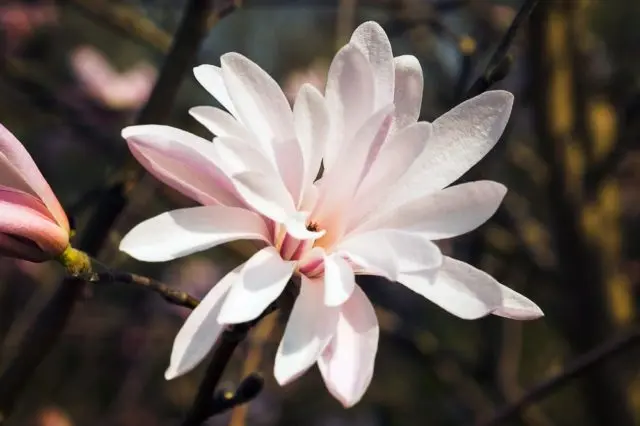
[0,124,70,262]
[120,21,543,407]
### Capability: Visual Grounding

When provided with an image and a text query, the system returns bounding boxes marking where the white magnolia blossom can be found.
[119,21,543,407]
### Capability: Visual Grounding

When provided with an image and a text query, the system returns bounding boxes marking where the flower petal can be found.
[318,285,379,408]
[350,121,432,226]
[122,125,242,207]
[324,43,375,169]
[221,52,295,151]
[165,264,240,379]
[274,276,339,385]
[350,21,395,109]
[392,55,423,129]
[293,84,330,194]
[398,256,542,320]
[218,246,295,323]
[230,171,296,223]
[323,253,356,307]
[0,186,68,257]
[0,125,68,230]
[385,91,514,207]
[193,65,237,116]
[119,206,269,262]
[358,181,507,239]
[189,106,253,140]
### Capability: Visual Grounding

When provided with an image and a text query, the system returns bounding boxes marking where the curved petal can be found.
[338,230,442,279]
[385,91,514,207]
[0,125,68,230]
[392,55,423,130]
[221,53,295,151]
[230,171,295,223]
[274,276,339,385]
[0,233,47,262]
[324,43,375,169]
[398,256,543,320]
[218,246,295,323]
[119,206,269,262]
[165,264,241,379]
[293,84,330,193]
[189,106,253,140]
[350,121,432,226]
[323,253,356,307]
[122,125,242,207]
[350,21,395,109]
[193,65,237,117]
[318,286,379,408]
[0,187,68,257]
[358,181,507,239]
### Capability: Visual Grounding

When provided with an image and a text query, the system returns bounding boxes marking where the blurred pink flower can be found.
[0,2,57,54]
[0,124,69,262]
[71,46,157,110]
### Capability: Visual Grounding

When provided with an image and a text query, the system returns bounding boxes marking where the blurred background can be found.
[0,0,639,425]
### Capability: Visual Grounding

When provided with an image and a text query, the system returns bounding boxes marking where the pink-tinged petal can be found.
[318,286,379,408]
[188,106,253,140]
[221,53,295,149]
[350,21,395,109]
[392,55,423,130]
[324,43,375,170]
[274,276,339,385]
[218,246,295,323]
[213,135,280,177]
[230,171,296,223]
[165,264,240,379]
[314,105,394,226]
[350,121,432,227]
[298,246,325,277]
[398,256,542,320]
[0,187,68,257]
[385,91,514,207]
[0,125,68,230]
[293,84,330,196]
[359,181,507,239]
[193,65,238,117]
[119,206,269,262]
[338,230,441,279]
[274,137,305,209]
[0,233,47,262]
[323,253,356,307]
[122,125,242,207]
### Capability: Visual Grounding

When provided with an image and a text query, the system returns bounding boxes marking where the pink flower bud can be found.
[0,124,69,262]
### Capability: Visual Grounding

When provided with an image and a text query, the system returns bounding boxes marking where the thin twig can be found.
[464,0,539,99]
[478,326,640,426]
[0,0,223,421]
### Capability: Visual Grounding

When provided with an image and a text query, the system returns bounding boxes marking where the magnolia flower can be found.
[0,124,69,262]
[120,21,542,407]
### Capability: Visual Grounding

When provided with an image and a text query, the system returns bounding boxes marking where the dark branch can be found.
[464,0,539,100]
[477,327,640,426]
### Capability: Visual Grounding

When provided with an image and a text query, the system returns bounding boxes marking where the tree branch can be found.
[478,326,640,426]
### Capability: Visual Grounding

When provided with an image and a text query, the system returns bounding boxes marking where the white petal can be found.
[193,65,238,117]
[386,90,514,207]
[324,43,375,169]
[293,84,330,191]
[285,211,326,241]
[318,286,379,408]
[122,125,241,206]
[393,55,423,129]
[274,276,339,385]
[350,21,395,109]
[323,253,356,307]
[218,247,295,323]
[221,53,295,149]
[359,181,507,239]
[213,135,279,177]
[119,206,269,262]
[230,171,295,223]
[398,256,543,320]
[338,230,442,279]
[165,264,240,379]
[351,121,432,226]
[189,106,253,140]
